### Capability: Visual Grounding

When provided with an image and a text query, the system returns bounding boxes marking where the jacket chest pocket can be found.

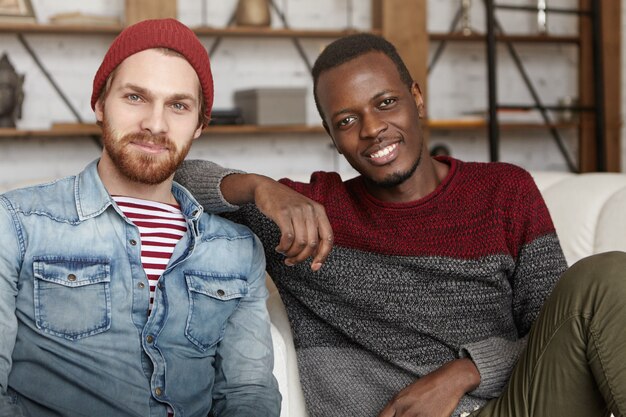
[185,272,248,351]
[33,257,111,341]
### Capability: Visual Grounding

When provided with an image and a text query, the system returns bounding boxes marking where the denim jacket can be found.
[0,160,280,417]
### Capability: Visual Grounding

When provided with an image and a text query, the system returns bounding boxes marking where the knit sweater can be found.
[175,157,567,417]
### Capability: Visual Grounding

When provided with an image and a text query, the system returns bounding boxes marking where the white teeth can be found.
[371,143,397,159]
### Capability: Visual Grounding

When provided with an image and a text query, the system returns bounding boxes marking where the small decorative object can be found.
[430,144,451,157]
[209,108,244,125]
[346,0,353,30]
[235,0,271,27]
[125,0,176,26]
[0,53,25,128]
[49,12,121,27]
[557,96,577,123]
[460,0,472,36]
[234,88,306,126]
[0,0,36,23]
[537,0,547,33]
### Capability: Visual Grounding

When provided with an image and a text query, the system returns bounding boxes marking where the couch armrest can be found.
[267,275,309,417]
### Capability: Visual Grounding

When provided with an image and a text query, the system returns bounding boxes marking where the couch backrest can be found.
[3,171,626,267]
[531,172,626,266]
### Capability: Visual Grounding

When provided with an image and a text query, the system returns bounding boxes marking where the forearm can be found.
[378,358,481,417]
[0,390,28,417]
[0,202,25,416]
[212,395,280,417]
[174,159,244,212]
[212,240,280,416]
[446,358,481,396]
[221,173,278,206]
[177,160,333,271]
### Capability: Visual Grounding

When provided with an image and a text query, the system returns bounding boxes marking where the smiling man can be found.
[176,33,626,417]
[0,19,280,417]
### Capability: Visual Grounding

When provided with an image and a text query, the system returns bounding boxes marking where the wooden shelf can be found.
[429,32,580,44]
[0,22,123,34]
[192,26,367,39]
[0,124,326,138]
[428,119,578,131]
[11,22,577,42]
[205,124,326,134]
[0,120,579,139]
[0,22,369,38]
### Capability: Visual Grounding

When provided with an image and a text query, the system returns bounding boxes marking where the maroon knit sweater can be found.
[176,156,567,417]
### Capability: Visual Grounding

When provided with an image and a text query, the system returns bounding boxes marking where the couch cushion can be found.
[532,172,626,265]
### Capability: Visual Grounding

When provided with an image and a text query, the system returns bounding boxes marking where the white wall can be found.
[0,0,623,189]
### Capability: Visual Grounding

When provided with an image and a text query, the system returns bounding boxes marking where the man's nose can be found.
[360,111,387,140]
[140,105,168,135]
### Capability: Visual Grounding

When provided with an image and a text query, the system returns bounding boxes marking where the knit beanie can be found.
[91,18,213,124]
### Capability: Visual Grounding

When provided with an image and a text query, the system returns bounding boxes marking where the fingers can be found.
[310,206,333,271]
[273,218,296,258]
[273,202,333,271]
[282,209,315,265]
[280,206,319,266]
[377,404,396,417]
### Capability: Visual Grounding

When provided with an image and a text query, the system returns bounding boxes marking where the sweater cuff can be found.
[459,336,527,399]
[174,159,244,213]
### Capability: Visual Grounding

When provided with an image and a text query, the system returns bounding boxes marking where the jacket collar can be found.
[74,159,203,222]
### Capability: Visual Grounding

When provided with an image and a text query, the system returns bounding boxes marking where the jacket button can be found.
[217,289,225,297]
[146,335,154,344]
[67,274,77,281]
[129,239,137,246]
[155,387,162,396]
[138,282,145,289]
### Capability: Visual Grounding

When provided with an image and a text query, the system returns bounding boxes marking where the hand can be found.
[377,359,480,417]
[254,178,333,271]
[221,174,333,271]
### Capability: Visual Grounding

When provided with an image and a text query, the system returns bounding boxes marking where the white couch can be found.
[3,171,626,416]
[268,171,626,417]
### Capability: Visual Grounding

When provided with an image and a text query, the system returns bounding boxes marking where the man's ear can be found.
[411,82,426,119]
[322,121,342,155]
[95,99,105,124]
[193,123,203,140]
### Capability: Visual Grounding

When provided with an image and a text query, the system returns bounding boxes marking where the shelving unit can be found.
[0,0,420,139]
[430,32,579,44]
[0,22,368,38]
[0,0,620,171]
[0,123,326,138]
[0,20,370,138]
[0,22,122,34]
[0,119,580,139]
[428,32,585,142]
[425,0,621,172]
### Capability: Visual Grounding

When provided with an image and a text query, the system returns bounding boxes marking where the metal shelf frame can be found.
[484,0,604,172]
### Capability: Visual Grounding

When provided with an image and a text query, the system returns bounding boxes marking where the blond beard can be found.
[101,119,192,185]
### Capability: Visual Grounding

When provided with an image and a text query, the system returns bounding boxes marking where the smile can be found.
[369,143,398,160]
[131,141,169,154]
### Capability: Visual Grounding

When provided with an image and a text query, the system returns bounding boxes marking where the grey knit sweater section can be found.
[174,158,568,417]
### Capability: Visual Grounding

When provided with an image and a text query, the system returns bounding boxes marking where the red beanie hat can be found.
[91,18,213,124]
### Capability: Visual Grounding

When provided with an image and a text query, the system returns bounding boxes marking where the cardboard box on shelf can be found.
[234,88,307,126]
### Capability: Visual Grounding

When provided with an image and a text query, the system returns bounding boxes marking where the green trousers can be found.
[474,251,626,417]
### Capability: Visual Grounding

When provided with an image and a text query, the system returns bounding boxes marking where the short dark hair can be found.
[311,33,414,121]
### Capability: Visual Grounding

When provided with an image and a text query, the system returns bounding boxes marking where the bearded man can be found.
[0,19,280,417]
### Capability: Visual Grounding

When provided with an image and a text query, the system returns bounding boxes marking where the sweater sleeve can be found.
[174,159,244,213]
[459,335,527,398]
[459,169,567,399]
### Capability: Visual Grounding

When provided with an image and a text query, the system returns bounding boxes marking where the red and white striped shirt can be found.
[113,196,186,416]
[113,195,187,313]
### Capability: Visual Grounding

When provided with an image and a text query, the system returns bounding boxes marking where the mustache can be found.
[121,132,172,147]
